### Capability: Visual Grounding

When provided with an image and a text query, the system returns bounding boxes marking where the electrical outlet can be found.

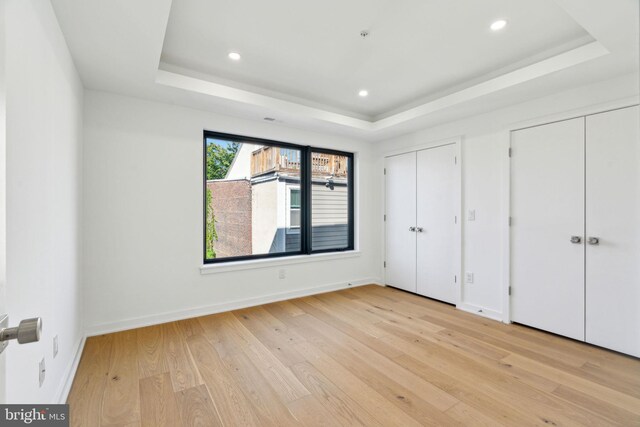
[53,335,59,358]
[465,272,474,284]
[467,209,476,221]
[39,358,46,388]
[278,269,286,279]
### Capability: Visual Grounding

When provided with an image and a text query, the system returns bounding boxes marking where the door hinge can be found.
[509,216,512,226]
[508,147,512,157]
[384,168,386,175]
[454,275,457,283]
[454,215,457,224]
[508,286,512,296]
[384,214,386,222]
[384,261,386,268]
[454,156,457,165]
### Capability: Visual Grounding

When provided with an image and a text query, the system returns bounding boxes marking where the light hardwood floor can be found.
[67,285,640,426]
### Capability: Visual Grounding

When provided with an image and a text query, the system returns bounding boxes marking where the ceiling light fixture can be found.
[228,52,241,61]
[358,90,369,97]
[490,19,507,31]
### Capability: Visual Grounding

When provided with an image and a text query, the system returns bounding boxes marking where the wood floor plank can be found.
[139,373,182,427]
[173,317,205,339]
[393,354,536,426]
[380,324,618,426]
[445,402,509,427]
[233,307,307,367]
[67,335,113,427]
[286,395,342,426]
[281,298,404,359]
[186,333,263,426]
[101,330,140,426]
[290,301,460,412]
[136,325,168,379]
[293,339,424,427]
[199,312,310,403]
[161,321,202,392]
[290,362,383,427]
[175,385,223,427]
[552,384,640,426]
[67,285,640,426]
[503,353,640,415]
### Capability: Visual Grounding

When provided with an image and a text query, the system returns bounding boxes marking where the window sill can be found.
[200,250,361,275]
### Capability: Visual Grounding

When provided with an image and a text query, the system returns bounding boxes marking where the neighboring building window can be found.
[203,131,354,263]
[288,187,301,232]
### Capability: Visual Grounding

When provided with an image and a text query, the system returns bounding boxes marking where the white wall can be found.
[377,73,639,321]
[83,90,381,334]
[5,0,84,403]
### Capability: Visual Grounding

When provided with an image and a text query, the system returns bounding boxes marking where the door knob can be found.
[588,237,600,245]
[416,227,424,233]
[570,236,582,244]
[0,316,42,354]
[409,227,416,232]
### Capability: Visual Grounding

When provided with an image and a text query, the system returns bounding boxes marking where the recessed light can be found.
[490,19,507,31]
[228,52,241,61]
[358,90,369,97]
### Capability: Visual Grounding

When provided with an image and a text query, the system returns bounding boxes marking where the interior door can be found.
[585,105,640,357]
[511,118,585,341]
[416,144,456,304]
[0,0,6,402]
[385,152,417,292]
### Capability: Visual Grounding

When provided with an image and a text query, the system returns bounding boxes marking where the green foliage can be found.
[206,141,239,180]
[205,188,217,259]
[205,140,238,259]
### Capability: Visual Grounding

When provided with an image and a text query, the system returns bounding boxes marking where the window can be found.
[203,131,354,263]
[288,187,301,232]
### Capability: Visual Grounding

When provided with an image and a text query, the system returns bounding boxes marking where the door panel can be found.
[416,144,456,303]
[385,152,416,292]
[585,106,640,357]
[511,118,585,341]
[0,0,6,402]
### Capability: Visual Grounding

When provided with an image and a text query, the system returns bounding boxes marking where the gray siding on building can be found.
[285,183,349,251]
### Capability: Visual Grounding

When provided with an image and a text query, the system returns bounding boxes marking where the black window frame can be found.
[203,131,355,264]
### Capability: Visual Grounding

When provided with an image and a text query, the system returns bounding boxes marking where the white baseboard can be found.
[54,335,86,404]
[456,302,503,322]
[86,278,383,336]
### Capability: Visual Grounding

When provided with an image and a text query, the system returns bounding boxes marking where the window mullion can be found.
[302,146,313,254]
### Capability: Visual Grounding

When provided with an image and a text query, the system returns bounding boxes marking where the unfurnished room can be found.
[0,0,639,426]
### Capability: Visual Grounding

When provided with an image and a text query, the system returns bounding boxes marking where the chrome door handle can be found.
[409,226,416,232]
[588,237,600,245]
[416,227,424,233]
[570,236,582,244]
[0,316,42,354]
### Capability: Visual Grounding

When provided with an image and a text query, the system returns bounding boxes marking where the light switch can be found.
[465,272,474,284]
[467,210,476,221]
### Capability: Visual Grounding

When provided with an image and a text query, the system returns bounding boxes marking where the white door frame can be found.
[503,97,639,324]
[382,136,462,306]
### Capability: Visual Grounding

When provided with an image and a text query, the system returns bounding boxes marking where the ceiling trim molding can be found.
[157,41,608,133]
[156,69,374,131]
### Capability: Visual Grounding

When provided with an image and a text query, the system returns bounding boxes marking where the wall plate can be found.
[0,315,8,354]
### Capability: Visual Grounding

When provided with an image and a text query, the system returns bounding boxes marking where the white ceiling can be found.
[51,0,638,141]
[161,0,592,119]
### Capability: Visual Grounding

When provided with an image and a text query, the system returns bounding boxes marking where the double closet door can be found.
[511,105,639,357]
[385,144,457,304]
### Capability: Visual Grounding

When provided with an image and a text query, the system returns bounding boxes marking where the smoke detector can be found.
[360,30,369,38]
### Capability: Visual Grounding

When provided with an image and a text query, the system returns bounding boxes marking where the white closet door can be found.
[416,144,457,303]
[586,106,640,357]
[511,118,585,341]
[385,152,417,292]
